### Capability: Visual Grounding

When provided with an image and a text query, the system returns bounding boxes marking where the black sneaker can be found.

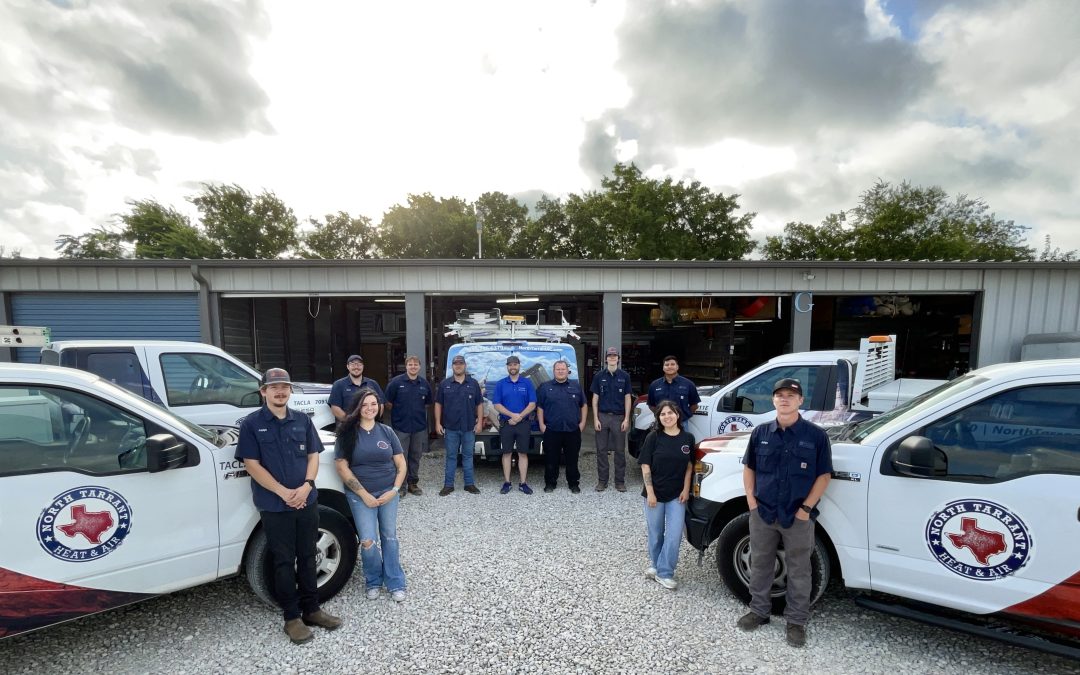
[543,485,555,493]
[569,485,581,494]
[786,623,806,648]
[737,611,769,632]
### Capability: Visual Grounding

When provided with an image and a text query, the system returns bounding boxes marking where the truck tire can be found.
[715,511,830,615]
[245,505,358,607]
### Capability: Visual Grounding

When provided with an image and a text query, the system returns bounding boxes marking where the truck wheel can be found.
[715,511,831,615]
[245,505,359,607]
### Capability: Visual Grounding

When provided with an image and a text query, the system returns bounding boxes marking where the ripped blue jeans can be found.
[345,489,406,592]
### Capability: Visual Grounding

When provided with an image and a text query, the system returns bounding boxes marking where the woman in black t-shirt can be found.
[639,399,695,590]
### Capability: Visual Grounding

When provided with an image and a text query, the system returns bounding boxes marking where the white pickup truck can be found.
[40,341,335,434]
[629,335,944,454]
[0,363,357,639]
[687,358,1080,657]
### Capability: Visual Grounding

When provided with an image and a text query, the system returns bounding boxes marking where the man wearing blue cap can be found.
[329,354,385,422]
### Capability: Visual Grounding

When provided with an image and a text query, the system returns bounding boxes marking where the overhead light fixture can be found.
[622,300,659,306]
[374,298,405,303]
[496,296,540,303]
[735,319,773,324]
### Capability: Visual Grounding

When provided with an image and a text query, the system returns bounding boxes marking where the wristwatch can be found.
[800,503,814,514]
[305,479,316,489]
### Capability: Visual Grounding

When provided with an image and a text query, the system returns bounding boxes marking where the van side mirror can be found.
[147,434,195,473]
[893,436,943,478]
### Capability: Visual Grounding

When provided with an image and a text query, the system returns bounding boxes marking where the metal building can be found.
[3,259,1079,387]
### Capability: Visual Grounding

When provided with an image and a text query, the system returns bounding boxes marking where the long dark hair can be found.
[652,399,683,431]
[336,388,380,454]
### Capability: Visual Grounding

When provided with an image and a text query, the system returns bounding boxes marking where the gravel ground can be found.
[3,441,1078,675]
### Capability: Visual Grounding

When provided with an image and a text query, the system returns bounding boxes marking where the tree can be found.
[189,183,298,259]
[299,212,376,259]
[376,194,478,258]
[762,180,1035,261]
[474,192,529,259]
[117,199,220,259]
[55,227,126,259]
[1038,235,1078,262]
[0,245,21,258]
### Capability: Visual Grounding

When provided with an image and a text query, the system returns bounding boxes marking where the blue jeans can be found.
[345,489,406,593]
[443,429,476,487]
[643,498,686,580]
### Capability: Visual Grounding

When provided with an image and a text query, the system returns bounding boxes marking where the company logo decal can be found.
[37,487,133,562]
[719,415,753,433]
[377,440,391,450]
[925,499,1031,580]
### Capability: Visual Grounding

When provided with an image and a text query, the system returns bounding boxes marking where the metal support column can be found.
[791,292,813,353]
[0,292,12,362]
[602,292,623,355]
[405,292,426,371]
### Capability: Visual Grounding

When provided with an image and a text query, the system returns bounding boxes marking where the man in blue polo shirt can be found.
[737,378,831,648]
[491,355,537,495]
[647,355,700,427]
[328,354,385,422]
[384,354,433,497]
[537,359,587,494]
[591,346,633,492]
[435,354,484,496]
[235,368,342,644]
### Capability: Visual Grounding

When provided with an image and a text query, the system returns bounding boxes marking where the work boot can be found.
[737,611,769,632]
[284,618,313,644]
[595,482,607,492]
[786,623,807,648]
[615,483,627,492]
[439,486,454,496]
[302,609,343,631]
[464,484,481,494]
[407,483,423,496]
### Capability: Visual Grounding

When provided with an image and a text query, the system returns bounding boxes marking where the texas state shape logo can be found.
[925,498,1032,580]
[37,487,133,562]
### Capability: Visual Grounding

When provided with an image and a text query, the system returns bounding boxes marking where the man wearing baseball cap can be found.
[590,346,633,492]
[491,354,537,495]
[737,377,831,648]
[434,354,484,496]
[235,368,342,643]
[328,354,385,422]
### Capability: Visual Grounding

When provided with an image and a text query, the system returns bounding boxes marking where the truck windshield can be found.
[848,374,989,443]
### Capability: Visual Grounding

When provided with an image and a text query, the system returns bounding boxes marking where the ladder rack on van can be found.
[851,335,897,406]
[445,309,580,343]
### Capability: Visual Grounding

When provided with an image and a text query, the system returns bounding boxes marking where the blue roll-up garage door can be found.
[12,293,201,363]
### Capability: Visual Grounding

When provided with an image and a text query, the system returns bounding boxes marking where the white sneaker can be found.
[365,588,380,600]
[644,567,657,579]
[655,576,677,590]
[391,590,407,603]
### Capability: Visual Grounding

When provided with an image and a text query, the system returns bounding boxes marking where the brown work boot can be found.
[615,483,627,492]
[302,609,343,631]
[737,611,769,632]
[595,482,607,492]
[464,484,480,494]
[786,623,806,647]
[284,618,313,644]
[408,483,423,496]
[439,486,454,496]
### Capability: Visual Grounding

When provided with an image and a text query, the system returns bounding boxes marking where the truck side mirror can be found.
[892,436,940,478]
[147,433,195,473]
[737,396,754,413]
[721,392,736,412]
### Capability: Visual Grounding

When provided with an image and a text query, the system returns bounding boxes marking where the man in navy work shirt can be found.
[328,354,385,422]
[537,359,588,493]
[435,354,484,496]
[737,378,831,648]
[235,368,342,644]
[647,355,700,427]
[491,355,537,495]
[384,354,433,497]
[591,346,633,492]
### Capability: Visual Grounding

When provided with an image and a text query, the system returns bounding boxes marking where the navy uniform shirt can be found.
[647,374,701,422]
[742,416,832,528]
[235,405,324,512]
[590,367,632,415]
[385,374,433,433]
[537,379,587,432]
[328,375,385,412]
[435,376,483,431]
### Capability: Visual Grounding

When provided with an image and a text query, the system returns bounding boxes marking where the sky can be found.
[2,0,1079,259]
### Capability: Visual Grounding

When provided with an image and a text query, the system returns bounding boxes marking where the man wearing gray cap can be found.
[491,354,537,495]
[235,368,342,644]
[590,346,632,492]
[737,377,831,648]
[435,354,484,496]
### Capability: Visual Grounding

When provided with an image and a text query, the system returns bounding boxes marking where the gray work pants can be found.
[595,411,627,485]
[394,429,428,485]
[748,509,815,625]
